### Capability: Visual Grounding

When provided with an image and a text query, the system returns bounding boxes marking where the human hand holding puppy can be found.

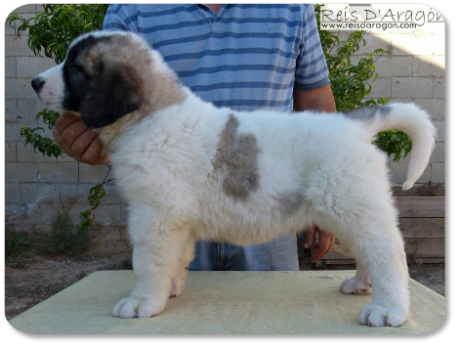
[305,226,335,263]
[53,112,109,165]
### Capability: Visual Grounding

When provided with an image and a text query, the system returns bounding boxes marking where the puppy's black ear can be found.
[80,65,143,129]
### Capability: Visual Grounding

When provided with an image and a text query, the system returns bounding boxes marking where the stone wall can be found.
[4,5,445,245]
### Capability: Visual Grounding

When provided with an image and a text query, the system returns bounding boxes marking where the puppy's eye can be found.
[71,62,89,76]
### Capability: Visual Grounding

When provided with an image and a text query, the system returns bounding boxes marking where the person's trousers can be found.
[189,233,299,271]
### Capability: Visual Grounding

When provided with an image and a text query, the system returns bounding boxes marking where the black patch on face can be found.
[62,35,110,112]
[62,34,143,129]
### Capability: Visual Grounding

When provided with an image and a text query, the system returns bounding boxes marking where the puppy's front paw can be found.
[341,276,372,295]
[112,296,166,319]
[358,303,408,327]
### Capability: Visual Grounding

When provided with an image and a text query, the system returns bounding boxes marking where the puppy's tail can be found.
[346,103,437,191]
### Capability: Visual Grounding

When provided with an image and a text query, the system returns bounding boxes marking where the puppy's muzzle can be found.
[31,76,45,93]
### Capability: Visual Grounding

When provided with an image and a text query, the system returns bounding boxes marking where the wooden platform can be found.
[9,271,445,335]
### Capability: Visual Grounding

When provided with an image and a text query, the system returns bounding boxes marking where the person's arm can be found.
[294,5,338,262]
[294,84,336,113]
[293,84,337,262]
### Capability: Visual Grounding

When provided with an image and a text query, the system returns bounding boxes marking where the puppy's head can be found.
[32,31,151,128]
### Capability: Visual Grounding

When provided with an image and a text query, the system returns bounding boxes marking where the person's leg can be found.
[223,234,299,271]
[188,241,219,271]
[189,234,299,271]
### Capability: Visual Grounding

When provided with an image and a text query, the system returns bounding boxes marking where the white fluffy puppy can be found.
[32,31,436,327]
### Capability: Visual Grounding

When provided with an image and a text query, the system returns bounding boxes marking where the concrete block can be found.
[373,55,390,78]
[57,153,78,162]
[17,142,58,162]
[5,121,28,141]
[392,77,433,99]
[78,164,112,183]
[17,57,56,78]
[5,223,38,234]
[78,184,94,204]
[40,201,81,224]
[5,142,17,162]
[413,55,445,77]
[367,78,392,99]
[38,163,79,183]
[364,55,412,78]
[414,99,445,121]
[87,204,123,225]
[5,162,38,183]
[431,163,445,184]
[5,78,38,99]
[89,225,130,253]
[6,183,20,203]
[59,184,80,204]
[101,184,125,204]
[430,142,445,163]
[14,4,37,13]
[5,19,16,35]
[433,78,445,98]
[5,203,41,224]
[432,121,446,142]
[18,99,41,122]
[392,32,444,56]
[20,183,60,203]
[389,56,413,77]
[5,99,18,121]
[5,36,36,57]
[6,57,16,77]
[356,32,392,55]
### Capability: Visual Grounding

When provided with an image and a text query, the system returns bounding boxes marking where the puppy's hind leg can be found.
[316,194,409,327]
[341,263,372,295]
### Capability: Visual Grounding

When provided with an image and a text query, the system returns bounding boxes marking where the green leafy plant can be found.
[7,4,109,64]
[36,108,60,130]
[80,167,113,229]
[20,127,62,158]
[8,4,110,228]
[5,230,31,259]
[315,4,412,161]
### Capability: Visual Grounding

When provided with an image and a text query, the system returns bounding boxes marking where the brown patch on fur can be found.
[278,192,305,217]
[213,114,260,200]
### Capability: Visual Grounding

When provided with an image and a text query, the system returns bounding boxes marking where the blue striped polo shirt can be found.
[103,4,330,112]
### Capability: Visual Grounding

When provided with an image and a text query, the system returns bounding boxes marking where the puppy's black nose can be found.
[31,77,45,92]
